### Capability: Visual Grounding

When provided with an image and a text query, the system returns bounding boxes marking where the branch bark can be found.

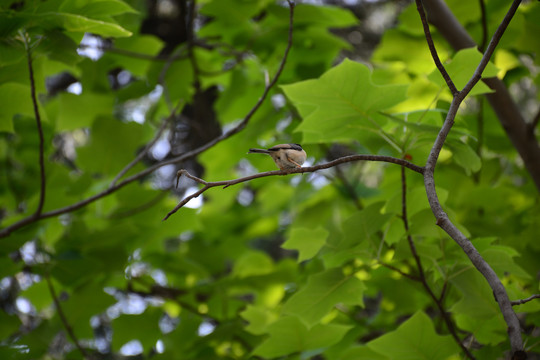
[0,1,297,239]
[401,166,474,359]
[418,0,525,354]
[163,155,424,220]
[511,294,540,306]
[23,33,46,217]
[422,0,540,192]
[45,274,90,359]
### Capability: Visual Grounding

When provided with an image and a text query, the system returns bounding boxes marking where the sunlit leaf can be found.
[368,311,460,359]
[282,227,328,262]
[282,59,408,143]
[253,315,351,358]
[427,47,499,95]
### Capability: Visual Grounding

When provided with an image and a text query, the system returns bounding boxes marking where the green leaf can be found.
[291,3,358,27]
[77,116,148,174]
[253,315,352,358]
[61,280,116,338]
[282,227,328,262]
[112,308,163,351]
[232,251,274,278]
[367,311,460,359]
[282,267,365,327]
[450,267,503,321]
[0,311,20,340]
[57,92,114,130]
[282,59,408,143]
[428,47,499,95]
[59,0,138,17]
[342,202,393,246]
[340,346,390,360]
[474,238,531,279]
[241,305,279,335]
[106,35,164,77]
[21,280,51,311]
[0,83,33,133]
[447,141,482,174]
[0,41,25,66]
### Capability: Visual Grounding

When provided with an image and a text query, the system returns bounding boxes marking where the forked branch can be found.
[0,1,297,239]
[417,0,524,355]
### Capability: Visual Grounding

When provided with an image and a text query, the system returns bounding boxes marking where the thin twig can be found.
[421,0,524,354]
[0,1,297,239]
[415,0,458,96]
[438,279,448,303]
[401,166,474,359]
[511,294,540,306]
[333,164,363,210]
[79,39,245,63]
[379,262,420,281]
[109,100,183,188]
[478,0,488,52]
[458,0,522,100]
[78,43,188,62]
[45,274,89,359]
[163,155,424,220]
[107,191,168,219]
[23,32,46,217]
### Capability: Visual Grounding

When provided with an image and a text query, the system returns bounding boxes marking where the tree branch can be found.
[458,0,521,100]
[478,0,488,52]
[109,100,183,188]
[163,155,424,220]
[0,1,297,239]
[420,0,525,354]
[379,262,420,281]
[415,0,458,96]
[422,0,540,192]
[401,166,474,359]
[23,33,46,217]
[511,294,540,306]
[45,274,90,359]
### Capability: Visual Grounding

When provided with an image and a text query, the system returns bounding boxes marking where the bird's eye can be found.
[277,157,281,160]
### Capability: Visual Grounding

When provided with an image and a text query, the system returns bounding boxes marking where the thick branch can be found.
[420,0,525,353]
[163,155,424,220]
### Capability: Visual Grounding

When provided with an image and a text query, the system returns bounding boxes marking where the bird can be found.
[248,143,307,170]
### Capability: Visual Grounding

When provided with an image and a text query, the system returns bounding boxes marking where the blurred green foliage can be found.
[0,0,539,359]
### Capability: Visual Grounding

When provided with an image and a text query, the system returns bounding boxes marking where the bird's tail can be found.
[248,148,270,154]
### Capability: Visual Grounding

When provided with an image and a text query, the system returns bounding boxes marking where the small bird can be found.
[248,143,307,170]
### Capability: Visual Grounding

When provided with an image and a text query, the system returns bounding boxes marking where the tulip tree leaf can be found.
[428,47,499,95]
[282,58,408,144]
[282,227,328,262]
[253,315,352,358]
[368,311,460,359]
